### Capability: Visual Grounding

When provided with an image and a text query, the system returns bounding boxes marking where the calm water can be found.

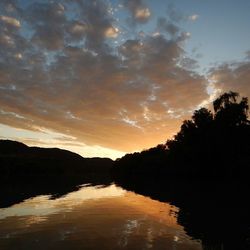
[0,184,201,250]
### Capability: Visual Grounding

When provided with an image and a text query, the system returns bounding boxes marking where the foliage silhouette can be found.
[112,91,250,249]
[113,91,250,180]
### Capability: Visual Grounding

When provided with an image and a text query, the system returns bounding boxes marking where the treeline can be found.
[112,91,250,249]
[113,91,250,182]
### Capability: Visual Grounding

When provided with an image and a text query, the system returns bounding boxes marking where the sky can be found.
[0,0,250,159]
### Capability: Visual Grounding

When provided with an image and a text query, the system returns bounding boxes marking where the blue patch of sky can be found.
[170,0,250,72]
[111,0,250,74]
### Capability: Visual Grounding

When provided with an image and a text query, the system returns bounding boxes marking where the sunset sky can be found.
[1,0,250,159]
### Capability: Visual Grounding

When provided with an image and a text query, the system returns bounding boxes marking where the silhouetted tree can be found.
[192,108,213,128]
[114,91,250,181]
[213,91,249,126]
[213,91,239,112]
[112,91,250,250]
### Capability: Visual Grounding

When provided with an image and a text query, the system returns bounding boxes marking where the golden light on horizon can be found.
[1,0,250,158]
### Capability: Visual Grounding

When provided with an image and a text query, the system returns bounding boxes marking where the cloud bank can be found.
[0,0,219,153]
[210,59,250,99]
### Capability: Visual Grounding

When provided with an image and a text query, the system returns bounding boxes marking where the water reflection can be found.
[116,179,250,249]
[0,175,112,208]
[0,184,201,250]
[0,184,126,219]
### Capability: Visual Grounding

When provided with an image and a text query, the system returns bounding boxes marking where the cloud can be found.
[67,21,87,40]
[0,15,20,28]
[135,7,151,22]
[209,60,250,99]
[157,17,180,37]
[0,0,209,153]
[72,0,119,52]
[0,1,21,15]
[25,2,66,50]
[124,0,151,24]
[188,14,199,21]
[166,5,199,23]
[104,26,119,38]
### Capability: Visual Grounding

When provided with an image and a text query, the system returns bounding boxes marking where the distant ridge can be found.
[0,140,29,154]
[0,139,113,178]
[0,140,114,208]
[0,139,84,160]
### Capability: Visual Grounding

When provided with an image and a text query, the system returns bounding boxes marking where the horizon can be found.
[1,0,250,159]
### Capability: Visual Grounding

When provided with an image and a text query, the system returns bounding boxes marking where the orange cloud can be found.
[0,0,209,154]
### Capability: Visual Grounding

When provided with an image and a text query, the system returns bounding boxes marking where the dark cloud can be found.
[66,20,87,41]
[179,57,199,70]
[0,0,22,16]
[73,0,118,52]
[25,2,66,50]
[0,0,208,152]
[157,17,180,37]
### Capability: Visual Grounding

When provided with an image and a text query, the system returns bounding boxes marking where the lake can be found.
[0,184,202,250]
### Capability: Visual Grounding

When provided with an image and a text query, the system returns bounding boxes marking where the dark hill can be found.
[0,139,113,177]
[0,140,29,154]
[0,140,84,160]
[0,140,114,208]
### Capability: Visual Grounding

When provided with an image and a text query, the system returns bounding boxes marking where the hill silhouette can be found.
[0,140,113,208]
[0,140,113,177]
